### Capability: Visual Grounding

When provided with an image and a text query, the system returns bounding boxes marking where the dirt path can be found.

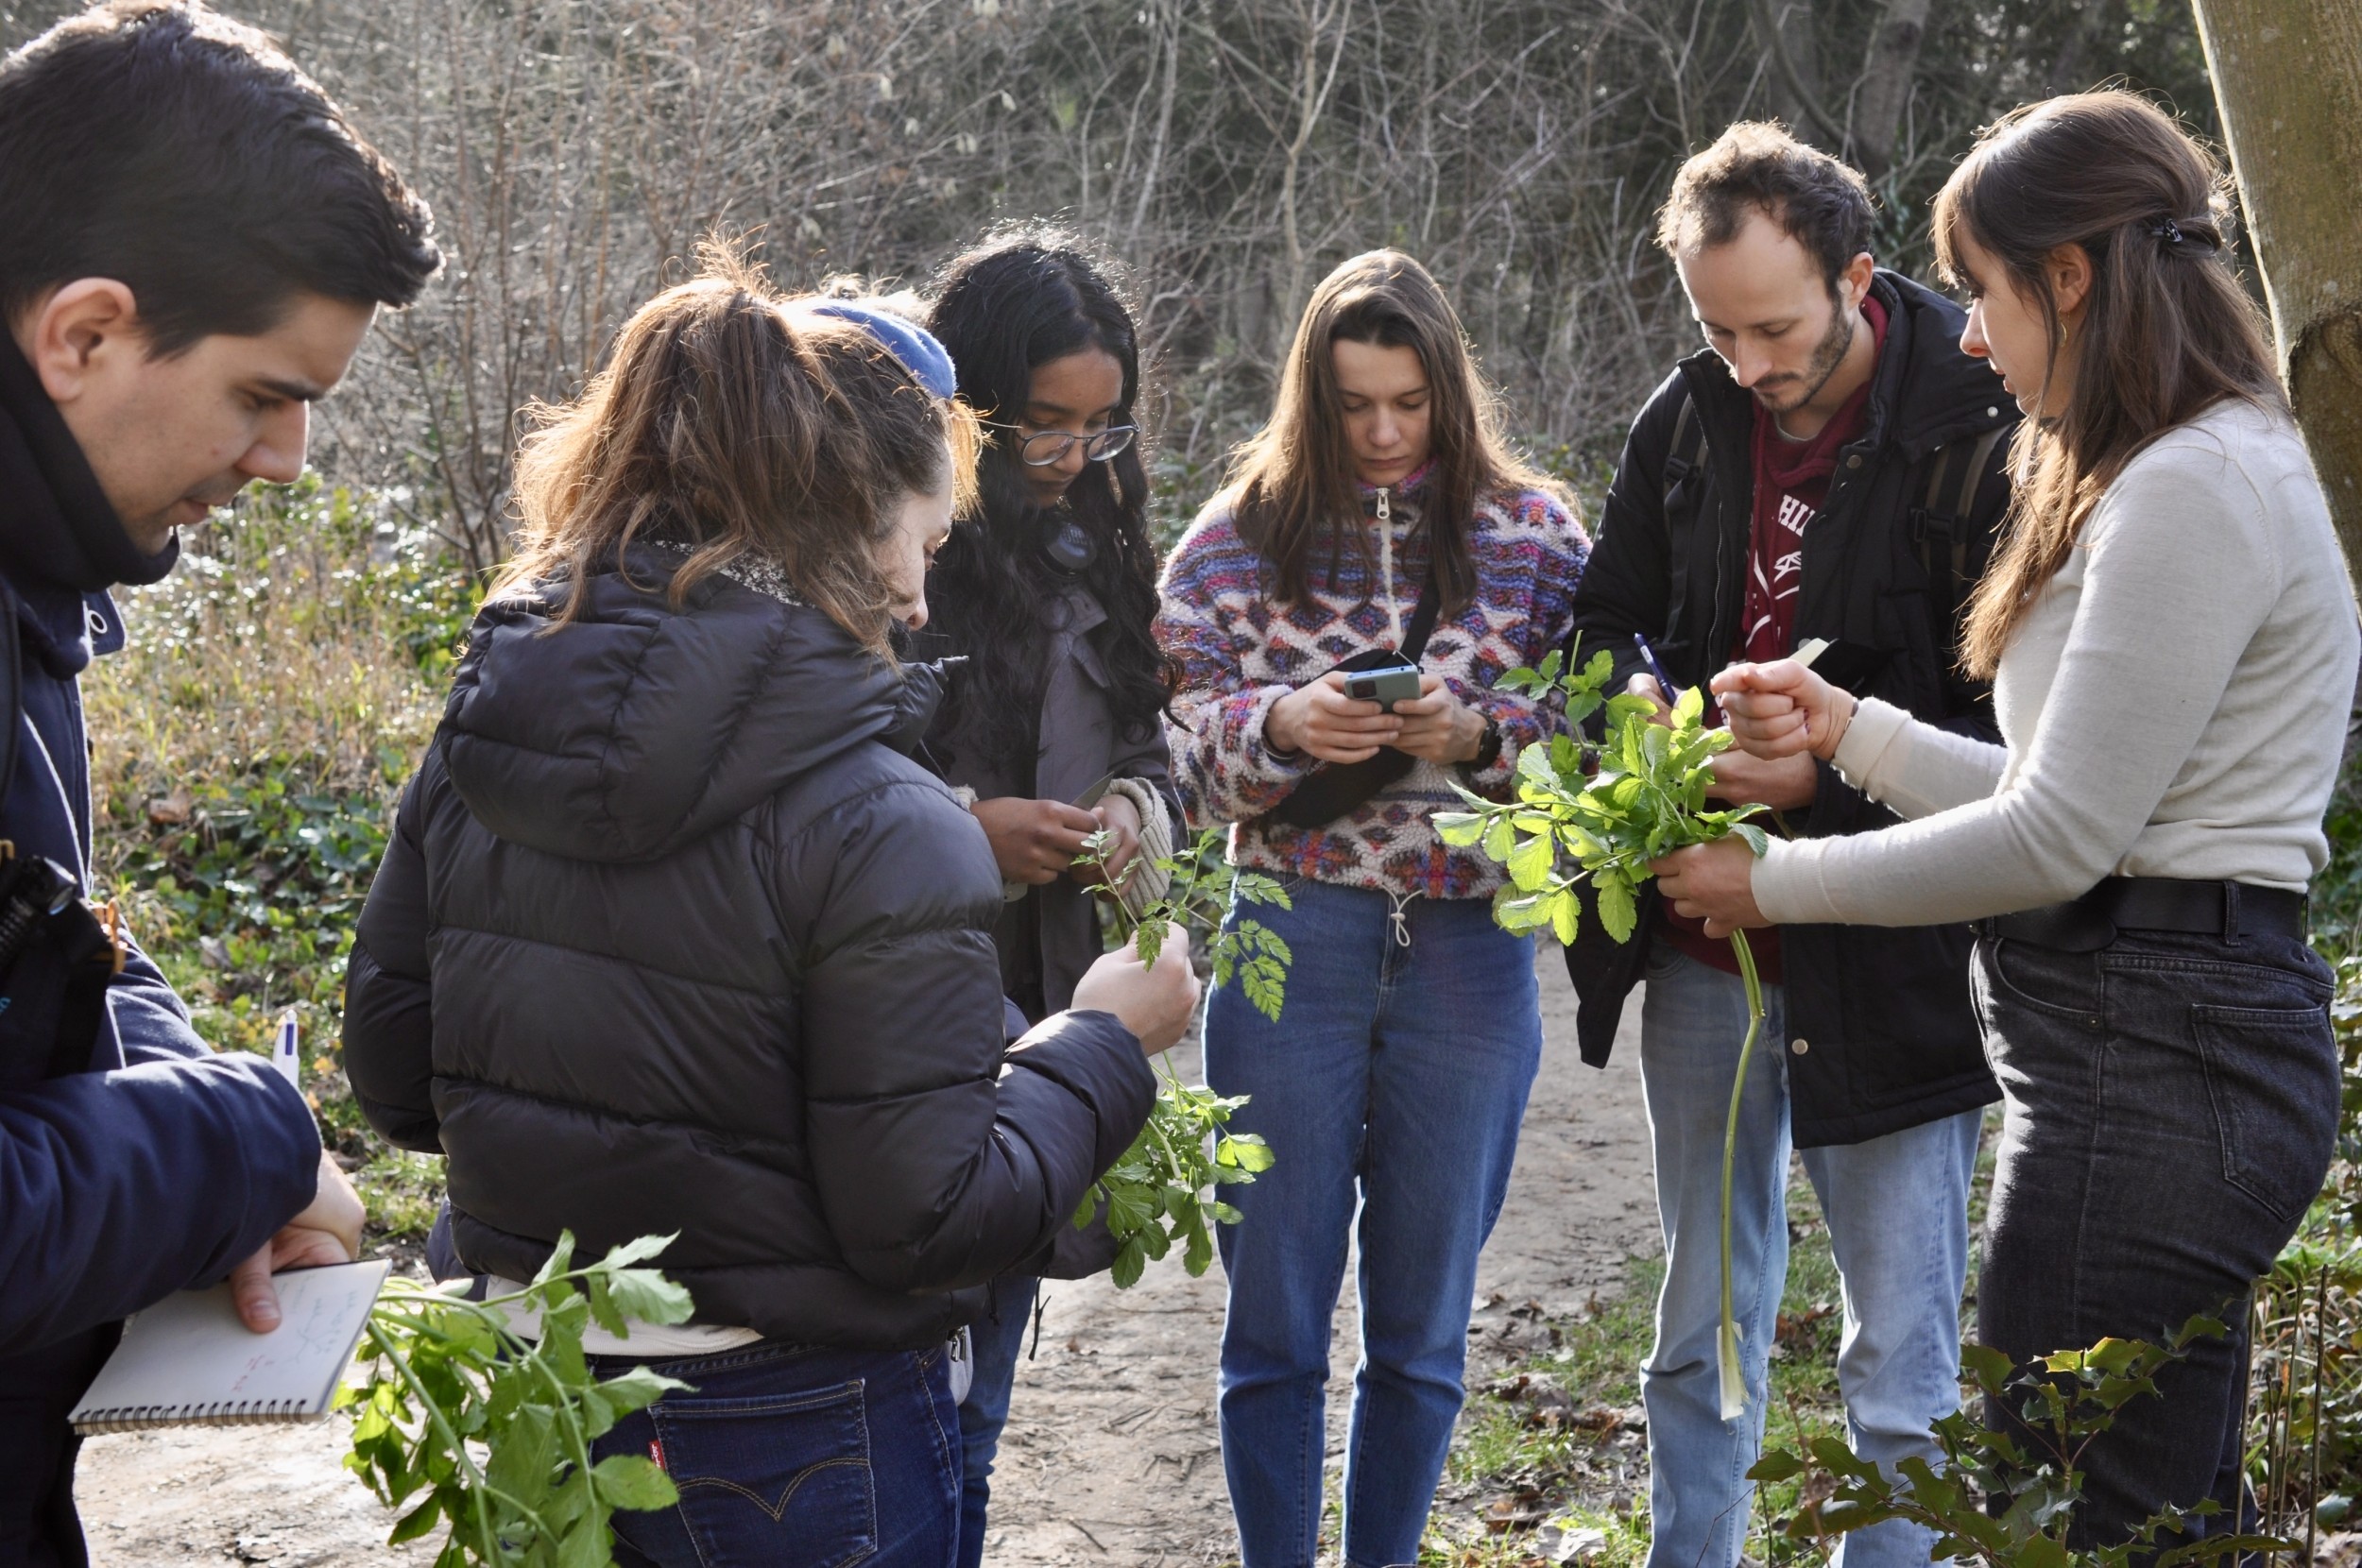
[74,948,1658,1566]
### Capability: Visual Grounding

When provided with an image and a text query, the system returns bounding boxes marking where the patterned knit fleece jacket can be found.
[1155,468,1589,900]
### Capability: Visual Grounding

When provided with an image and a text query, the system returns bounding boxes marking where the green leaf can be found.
[604,1269,694,1329]
[1730,822,1770,857]
[1747,1451,1808,1483]
[1432,810,1485,847]
[1482,814,1515,862]
[1549,890,1579,946]
[1110,1236,1147,1289]
[597,1234,677,1270]
[1595,873,1637,945]
[1506,830,1554,893]
[591,1454,680,1512]
[1217,1133,1275,1172]
[387,1493,445,1546]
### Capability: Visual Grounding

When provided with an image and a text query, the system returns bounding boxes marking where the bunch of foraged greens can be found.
[1070,824,1287,1287]
[1434,644,1771,1419]
[341,1233,690,1567]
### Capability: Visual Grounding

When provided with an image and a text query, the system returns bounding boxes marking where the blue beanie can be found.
[804,300,960,401]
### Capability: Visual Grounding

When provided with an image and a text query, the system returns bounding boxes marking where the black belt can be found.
[1977,878,2307,953]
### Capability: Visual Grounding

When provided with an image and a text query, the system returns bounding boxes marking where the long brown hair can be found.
[1935,92,2282,680]
[496,243,978,659]
[1221,249,1561,613]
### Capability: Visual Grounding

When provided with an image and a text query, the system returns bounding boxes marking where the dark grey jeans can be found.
[1972,927,2339,1548]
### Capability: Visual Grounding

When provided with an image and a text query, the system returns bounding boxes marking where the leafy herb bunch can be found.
[341,1232,691,1567]
[1433,642,1772,1419]
[1750,1316,2290,1567]
[1069,825,1288,1287]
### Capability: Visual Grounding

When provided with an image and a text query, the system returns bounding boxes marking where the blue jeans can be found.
[1975,928,2337,1549]
[585,1339,961,1568]
[1637,946,1979,1568]
[955,1275,1037,1568]
[1206,880,1542,1568]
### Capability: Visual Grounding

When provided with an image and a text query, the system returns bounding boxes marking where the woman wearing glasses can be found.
[916,230,1182,1568]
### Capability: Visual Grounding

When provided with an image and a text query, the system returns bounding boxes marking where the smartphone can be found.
[1343,657,1424,711]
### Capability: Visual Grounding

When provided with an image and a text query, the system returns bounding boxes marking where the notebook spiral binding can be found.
[72,1397,320,1436]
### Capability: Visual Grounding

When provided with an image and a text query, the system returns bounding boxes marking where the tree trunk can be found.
[1748,0,1839,148]
[1849,0,1931,182]
[2193,0,2362,580]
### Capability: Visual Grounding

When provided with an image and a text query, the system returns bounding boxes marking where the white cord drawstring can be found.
[1387,888,1422,948]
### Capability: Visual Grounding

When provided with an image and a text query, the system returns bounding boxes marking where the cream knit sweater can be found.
[1753,399,2359,928]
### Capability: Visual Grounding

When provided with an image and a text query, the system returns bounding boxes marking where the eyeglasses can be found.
[980,419,1138,468]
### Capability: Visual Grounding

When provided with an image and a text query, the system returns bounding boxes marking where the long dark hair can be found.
[1221,250,1557,613]
[921,230,1172,767]
[1935,92,2282,680]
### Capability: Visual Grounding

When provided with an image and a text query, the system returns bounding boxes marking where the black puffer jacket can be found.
[342,547,1156,1350]
[1563,270,2012,1149]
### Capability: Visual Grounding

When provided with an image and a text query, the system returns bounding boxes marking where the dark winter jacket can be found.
[0,333,320,1529]
[1563,269,2013,1149]
[341,548,1158,1350]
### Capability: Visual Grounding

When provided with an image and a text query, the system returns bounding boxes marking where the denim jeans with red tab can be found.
[585,1338,961,1568]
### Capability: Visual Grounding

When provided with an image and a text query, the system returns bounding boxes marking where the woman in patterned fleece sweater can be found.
[1153,250,1587,1568]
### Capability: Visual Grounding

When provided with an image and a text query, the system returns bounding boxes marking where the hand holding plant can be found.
[1068,826,1291,1287]
[1435,642,1772,1418]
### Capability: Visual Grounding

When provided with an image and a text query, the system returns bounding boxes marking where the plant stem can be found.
[365,1319,505,1564]
[1719,929,1766,1422]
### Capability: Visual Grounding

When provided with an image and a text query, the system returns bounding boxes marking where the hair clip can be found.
[2148,216,2218,254]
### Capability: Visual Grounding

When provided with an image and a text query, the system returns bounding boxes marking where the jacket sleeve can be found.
[0,1049,318,1354]
[105,936,209,1066]
[1154,516,1319,826]
[1565,373,1688,720]
[342,772,441,1153]
[784,778,1156,1296]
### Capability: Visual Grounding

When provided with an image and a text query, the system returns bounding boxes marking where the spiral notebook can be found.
[68,1259,390,1434]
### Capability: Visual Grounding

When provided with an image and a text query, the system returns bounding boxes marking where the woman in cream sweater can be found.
[1656,93,2353,1543]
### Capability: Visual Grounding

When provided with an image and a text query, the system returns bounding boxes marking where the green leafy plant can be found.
[1748,1317,2292,1567]
[1435,644,1771,1417]
[1069,825,1288,1287]
[340,1232,693,1566]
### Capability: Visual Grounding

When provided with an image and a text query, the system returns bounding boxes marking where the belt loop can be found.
[2223,881,2241,943]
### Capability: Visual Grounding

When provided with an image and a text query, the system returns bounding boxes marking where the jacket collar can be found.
[0,329,180,596]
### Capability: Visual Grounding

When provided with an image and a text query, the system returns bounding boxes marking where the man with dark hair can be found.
[0,5,437,1561]
[1562,122,2013,1568]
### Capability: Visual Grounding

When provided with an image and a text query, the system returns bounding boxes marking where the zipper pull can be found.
[1375,486,1392,525]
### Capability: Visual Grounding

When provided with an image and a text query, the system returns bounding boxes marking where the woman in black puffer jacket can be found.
[341,254,1195,1568]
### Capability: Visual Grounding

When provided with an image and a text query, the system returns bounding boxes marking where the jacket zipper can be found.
[1374,486,1403,648]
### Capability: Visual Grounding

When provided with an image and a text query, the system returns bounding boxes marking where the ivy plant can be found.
[1751,1316,2291,1566]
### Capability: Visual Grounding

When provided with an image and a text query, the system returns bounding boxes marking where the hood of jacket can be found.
[0,331,180,596]
[440,545,951,864]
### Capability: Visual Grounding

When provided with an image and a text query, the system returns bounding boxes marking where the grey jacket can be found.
[927,580,1180,1017]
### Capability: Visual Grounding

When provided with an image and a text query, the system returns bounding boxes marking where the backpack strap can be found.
[0,580,20,828]
[1909,422,2008,634]
[1658,389,1709,650]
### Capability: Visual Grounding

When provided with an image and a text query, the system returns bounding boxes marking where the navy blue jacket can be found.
[0,334,319,1402]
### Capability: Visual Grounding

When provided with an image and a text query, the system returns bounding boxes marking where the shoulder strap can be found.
[1911,422,2009,632]
[1399,569,1444,660]
[1659,388,1709,649]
